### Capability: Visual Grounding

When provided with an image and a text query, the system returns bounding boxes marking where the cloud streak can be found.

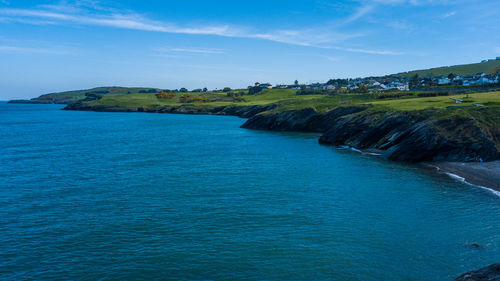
[0,3,403,55]
[344,4,374,24]
[0,6,347,48]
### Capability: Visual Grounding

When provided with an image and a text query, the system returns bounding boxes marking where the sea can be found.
[1,102,499,280]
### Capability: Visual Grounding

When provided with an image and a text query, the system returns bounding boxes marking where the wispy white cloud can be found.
[442,11,456,18]
[0,3,405,56]
[344,4,374,24]
[0,5,356,48]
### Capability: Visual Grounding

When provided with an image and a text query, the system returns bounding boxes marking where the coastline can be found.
[427,161,500,195]
[28,102,500,194]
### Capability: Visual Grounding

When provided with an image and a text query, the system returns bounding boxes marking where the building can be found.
[438,78,451,85]
[254,82,273,89]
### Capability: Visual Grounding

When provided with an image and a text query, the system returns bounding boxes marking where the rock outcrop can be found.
[454,264,500,281]
[64,102,278,118]
[242,107,499,163]
[66,100,500,163]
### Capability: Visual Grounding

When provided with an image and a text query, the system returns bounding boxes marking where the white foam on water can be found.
[340,145,363,153]
[444,172,500,198]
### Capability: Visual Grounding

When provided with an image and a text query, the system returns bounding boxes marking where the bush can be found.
[156,92,176,99]
[296,89,335,95]
[248,86,263,95]
[375,92,414,99]
[232,96,246,102]
[417,92,451,97]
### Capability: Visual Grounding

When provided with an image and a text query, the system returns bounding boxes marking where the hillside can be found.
[8,87,160,104]
[393,59,500,77]
[64,88,500,163]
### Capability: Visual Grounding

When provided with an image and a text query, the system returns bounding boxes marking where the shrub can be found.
[156,92,176,99]
[248,86,263,95]
[232,96,246,102]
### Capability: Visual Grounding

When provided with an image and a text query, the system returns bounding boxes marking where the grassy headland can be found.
[394,59,500,77]
[8,87,161,104]
[70,88,500,113]
[64,88,500,165]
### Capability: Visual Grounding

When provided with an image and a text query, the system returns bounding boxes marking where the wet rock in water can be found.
[454,264,500,281]
[469,243,484,249]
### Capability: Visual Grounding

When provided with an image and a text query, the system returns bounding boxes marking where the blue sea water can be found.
[0,102,499,280]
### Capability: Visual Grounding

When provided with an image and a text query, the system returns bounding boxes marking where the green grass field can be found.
[87,88,500,114]
[394,60,500,77]
[30,87,161,104]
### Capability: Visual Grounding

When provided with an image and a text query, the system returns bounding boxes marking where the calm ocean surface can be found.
[0,102,499,280]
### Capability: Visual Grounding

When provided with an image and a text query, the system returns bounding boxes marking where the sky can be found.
[0,0,499,99]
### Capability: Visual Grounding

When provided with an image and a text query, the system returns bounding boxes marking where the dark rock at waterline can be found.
[242,106,499,163]
[454,264,500,281]
[241,107,320,131]
[66,100,500,163]
[240,106,369,132]
[64,102,278,118]
[319,111,499,162]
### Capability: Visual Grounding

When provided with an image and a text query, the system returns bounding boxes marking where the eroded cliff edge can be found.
[241,106,500,163]
[65,101,500,163]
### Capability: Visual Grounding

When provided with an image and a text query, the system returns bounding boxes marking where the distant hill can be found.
[393,59,500,78]
[9,87,160,104]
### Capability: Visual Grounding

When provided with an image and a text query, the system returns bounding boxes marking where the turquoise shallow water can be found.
[0,102,499,280]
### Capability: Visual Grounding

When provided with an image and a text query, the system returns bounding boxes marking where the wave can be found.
[443,171,500,198]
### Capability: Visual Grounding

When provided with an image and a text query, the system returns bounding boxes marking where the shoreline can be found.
[14,102,500,194]
[426,161,500,195]
[336,144,500,195]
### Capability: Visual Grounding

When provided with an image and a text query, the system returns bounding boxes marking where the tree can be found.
[203,87,208,92]
[248,86,263,95]
[409,74,420,89]
[179,88,188,93]
[222,87,231,92]
[448,73,456,81]
[294,80,299,86]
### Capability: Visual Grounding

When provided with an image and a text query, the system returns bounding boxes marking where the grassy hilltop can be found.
[8,87,161,104]
[75,88,500,113]
[394,60,500,77]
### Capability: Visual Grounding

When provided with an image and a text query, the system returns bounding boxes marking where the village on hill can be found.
[252,57,500,94]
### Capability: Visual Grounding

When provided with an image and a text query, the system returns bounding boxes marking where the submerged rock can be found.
[454,264,500,281]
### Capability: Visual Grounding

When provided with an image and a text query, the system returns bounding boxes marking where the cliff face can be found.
[454,264,500,281]
[241,107,500,162]
[65,100,499,163]
[64,102,278,118]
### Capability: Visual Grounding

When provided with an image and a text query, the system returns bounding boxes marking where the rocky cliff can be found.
[454,264,500,281]
[65,101,499,163]
[241,106,500,162]
[64,102,278,118]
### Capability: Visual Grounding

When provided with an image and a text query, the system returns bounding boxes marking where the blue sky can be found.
[0,0,499,99]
